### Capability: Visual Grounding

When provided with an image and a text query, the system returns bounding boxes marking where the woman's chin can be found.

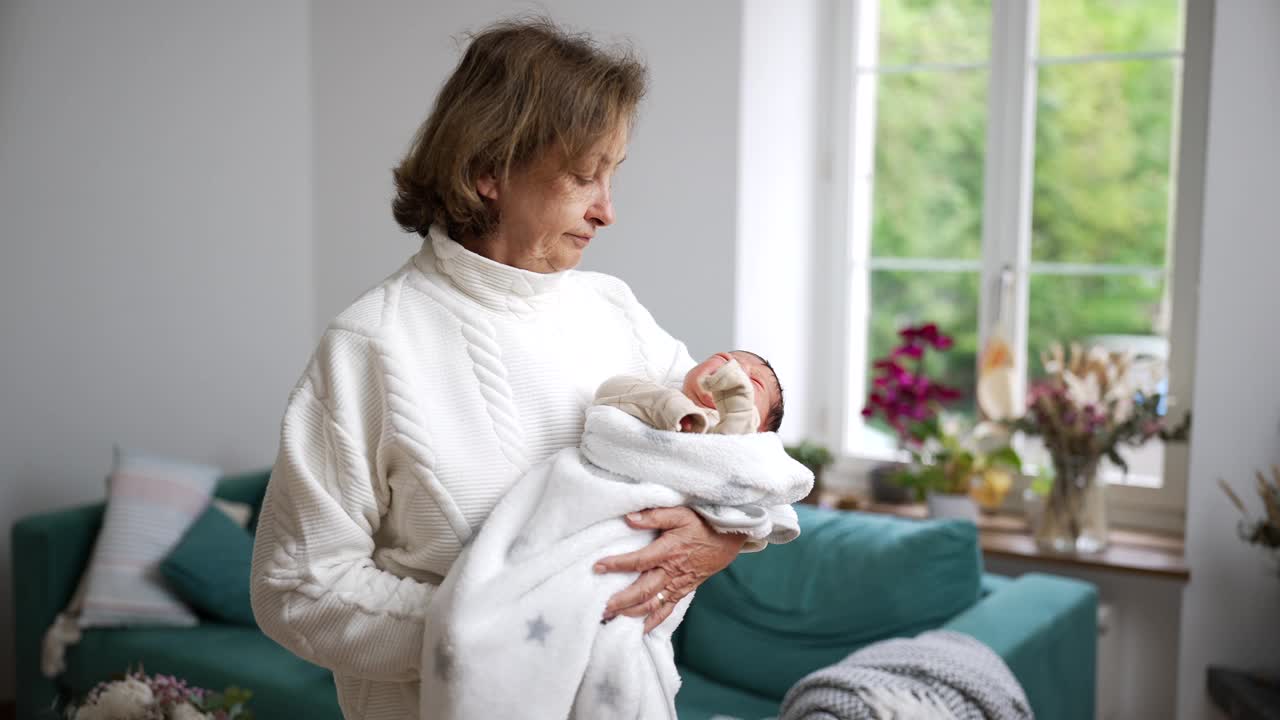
[555,243,586,269]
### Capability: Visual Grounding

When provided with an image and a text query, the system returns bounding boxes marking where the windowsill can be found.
[827,451,1188,535]
[829,495,1190,582]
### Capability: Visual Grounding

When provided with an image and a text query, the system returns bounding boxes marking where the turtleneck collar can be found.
[414,224,569,315]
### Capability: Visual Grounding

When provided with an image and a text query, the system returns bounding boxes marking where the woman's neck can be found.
[460,232,567,275]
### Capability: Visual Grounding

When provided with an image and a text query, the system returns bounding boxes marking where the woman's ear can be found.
[476,173,499,201]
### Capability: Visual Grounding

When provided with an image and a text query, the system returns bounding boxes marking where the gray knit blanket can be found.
[778,631,1033,720]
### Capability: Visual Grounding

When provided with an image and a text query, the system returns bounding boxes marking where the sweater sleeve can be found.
[593,375,714,433]
[250,328,430,682]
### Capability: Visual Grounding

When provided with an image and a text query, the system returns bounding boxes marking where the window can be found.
[826,0,1195,531]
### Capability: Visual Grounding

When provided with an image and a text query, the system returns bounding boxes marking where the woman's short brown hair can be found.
[392,18,647,241]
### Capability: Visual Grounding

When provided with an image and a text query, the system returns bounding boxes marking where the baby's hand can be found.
[699,358,760,432]
[699,358,752,397]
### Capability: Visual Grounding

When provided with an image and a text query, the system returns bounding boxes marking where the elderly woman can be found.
[250,19,750,720]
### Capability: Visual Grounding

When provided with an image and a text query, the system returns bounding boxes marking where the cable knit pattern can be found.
[251,225,695,720]
[458,321,530,475]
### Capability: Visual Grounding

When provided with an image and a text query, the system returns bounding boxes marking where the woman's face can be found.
[474,128,628,273]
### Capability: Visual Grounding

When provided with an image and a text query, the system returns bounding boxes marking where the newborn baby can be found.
[420,350,809,720]
[594,350,784,436]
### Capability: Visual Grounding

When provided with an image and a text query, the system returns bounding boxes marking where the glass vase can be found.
[1035,454,1108,553]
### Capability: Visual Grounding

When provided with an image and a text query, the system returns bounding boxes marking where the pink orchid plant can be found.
[863,323,1021,503]
[862,323,962,444]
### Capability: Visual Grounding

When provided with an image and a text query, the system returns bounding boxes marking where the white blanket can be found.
[420,405,814,719]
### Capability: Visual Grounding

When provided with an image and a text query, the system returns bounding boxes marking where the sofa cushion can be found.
[675,664,780,720]
[211,470,272,532]
[160,504,255,626]
[680,505,982,699]
[79,448,220,628]
[61,625,341,720]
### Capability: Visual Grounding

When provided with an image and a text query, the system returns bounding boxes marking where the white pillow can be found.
[78,447,220,628]
[211,498,253,528]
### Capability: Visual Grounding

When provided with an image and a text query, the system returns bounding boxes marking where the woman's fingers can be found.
[603,567,668,620]
[595,507,701,574]
[596,505,746,627]
[623,506,699,531]
[594,543,655,575]
[643,597,677,634]
[594,531,675,575]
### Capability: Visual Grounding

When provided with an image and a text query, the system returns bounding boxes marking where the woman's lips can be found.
[567,233,592,248]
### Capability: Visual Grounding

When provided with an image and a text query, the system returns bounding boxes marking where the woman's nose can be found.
[588,187,616,227]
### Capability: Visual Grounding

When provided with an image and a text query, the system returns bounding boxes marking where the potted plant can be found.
[1219,465,1280,575]
[890,416,1023,521]
[862,323,1022,520]
[785,440,834,505]
[1011,342,1190,553]
[67,670,253,719]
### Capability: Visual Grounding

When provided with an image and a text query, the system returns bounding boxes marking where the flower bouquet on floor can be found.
[1011,342,1190,553]
[863,323,1022,519]
[67,670,253,720]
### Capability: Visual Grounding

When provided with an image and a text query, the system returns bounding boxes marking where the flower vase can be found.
[1036,454,1108,553]
[926,491,980,523]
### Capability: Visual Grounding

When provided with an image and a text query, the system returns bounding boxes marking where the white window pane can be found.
[877,0,991,67]
[870,70,988,260]
[1032,58,1180,266]
[1027,273,1167,377]
[1039,0,1184,58]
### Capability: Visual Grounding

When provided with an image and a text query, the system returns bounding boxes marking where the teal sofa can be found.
[13,470,1097,719]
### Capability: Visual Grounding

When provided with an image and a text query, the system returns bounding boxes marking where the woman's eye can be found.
[573,174,593,186]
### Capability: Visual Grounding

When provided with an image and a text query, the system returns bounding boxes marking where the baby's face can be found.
[682,351,779,431]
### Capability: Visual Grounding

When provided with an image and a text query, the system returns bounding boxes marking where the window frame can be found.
[817,0,1211,534]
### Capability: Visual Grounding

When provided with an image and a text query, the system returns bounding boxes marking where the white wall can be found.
[0,1,744,703]
[310,0,743,359]
[1176,1,1280,717]
[0,0,315,702]
[735,0,823,443]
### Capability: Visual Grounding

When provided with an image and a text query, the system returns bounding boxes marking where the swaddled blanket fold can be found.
[779,630,1033,720]
[420,405,813,720]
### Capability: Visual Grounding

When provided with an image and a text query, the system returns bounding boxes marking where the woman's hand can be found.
[595,506,747,633]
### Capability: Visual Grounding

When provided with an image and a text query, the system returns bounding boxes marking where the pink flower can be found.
[933,384,963,402]
[892,343,924,360]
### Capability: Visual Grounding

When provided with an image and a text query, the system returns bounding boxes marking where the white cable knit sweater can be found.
[250,225,696,720]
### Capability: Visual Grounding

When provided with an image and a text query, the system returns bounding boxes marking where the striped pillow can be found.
[79,447,220,628]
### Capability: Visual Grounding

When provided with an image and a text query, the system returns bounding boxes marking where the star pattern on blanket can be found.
[596,676,620,709]
[526,614,552,646]
[433,640,454,682]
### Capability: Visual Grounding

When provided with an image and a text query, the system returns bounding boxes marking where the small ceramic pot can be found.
[926,492,980,523]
